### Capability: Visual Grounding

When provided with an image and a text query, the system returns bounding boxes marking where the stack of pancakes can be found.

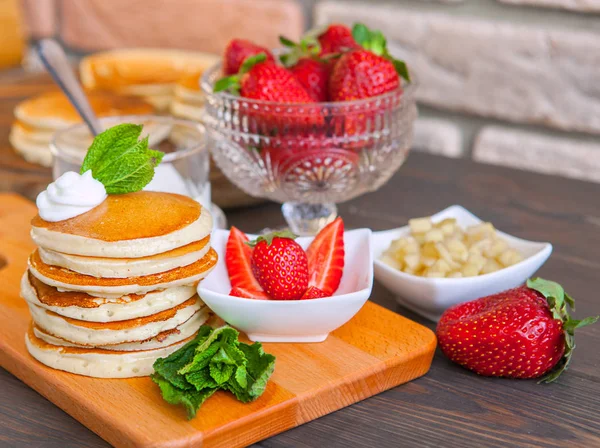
[169,73,205,121]
[10,90,154,167]
[22,192,217,378]
[80,49,219,111]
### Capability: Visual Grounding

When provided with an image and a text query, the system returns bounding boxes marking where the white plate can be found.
[373,205,552,322]
[199,228,373,343]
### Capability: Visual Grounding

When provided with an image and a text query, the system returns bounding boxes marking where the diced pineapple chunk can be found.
[466,222,496,244]
[381,254,402,270]
[446,238,468,262]
[404,254,421,270]
[431,259,452,274]
[424,229,444,243]
[409,217,432,234]
[421,256,437,267]
[421,242,439,258]
[413,233,426,244]
[436,218,457,236]
[461,263,481,277]
[447,271,463,278]
[484,238,508,258]
[497,249,524,267]
[467,253,487,271]
[481,259,502,274]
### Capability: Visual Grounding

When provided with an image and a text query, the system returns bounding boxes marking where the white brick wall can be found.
[498,0,600,12]
[474,127,600,183]
[315,2,600,135]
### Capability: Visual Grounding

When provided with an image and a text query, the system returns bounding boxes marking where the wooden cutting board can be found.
[0,193,437,448]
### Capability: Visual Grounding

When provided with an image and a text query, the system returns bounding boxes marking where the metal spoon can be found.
[36,39,103,136]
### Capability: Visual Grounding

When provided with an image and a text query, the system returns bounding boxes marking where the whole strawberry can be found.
[223,39,274,75]
[249,230,309,300]
[289,58,330,102]
[317,24,359,56]
[437,278,598,382]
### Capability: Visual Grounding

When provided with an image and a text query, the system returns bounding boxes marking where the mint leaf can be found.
[151,373,217,420]
[80,123,164,194]
[224,342,275,403]
[185,368,218,391]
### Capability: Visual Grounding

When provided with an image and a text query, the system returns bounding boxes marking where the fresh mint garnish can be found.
[80,123,164,194]
[152,325,276,419]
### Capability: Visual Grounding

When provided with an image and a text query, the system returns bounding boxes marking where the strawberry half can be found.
[223,39,274,75]
[249,230,309,300]
[230,286,269,300]
[306,217,345,296]
[301,286,329,300]
[225,226,263,292]
[437,278,599,383]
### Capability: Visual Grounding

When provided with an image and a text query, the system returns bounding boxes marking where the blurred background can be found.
[2,0,599,187]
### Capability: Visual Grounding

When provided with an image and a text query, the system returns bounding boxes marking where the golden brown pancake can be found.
[177,73,202,91]
[28,271,146,308]
[80,49,218,89]
[15,90,154,129]
[42,296,198,331]
[31,192,201,242]
[29,248,217,288]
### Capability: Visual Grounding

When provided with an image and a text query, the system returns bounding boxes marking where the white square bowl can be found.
[373,205,552,322]
[199,228,373,343]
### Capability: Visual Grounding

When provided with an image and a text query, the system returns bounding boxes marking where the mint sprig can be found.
[352,23,411,82]
[80,123,164,194]
[152,325,276,419]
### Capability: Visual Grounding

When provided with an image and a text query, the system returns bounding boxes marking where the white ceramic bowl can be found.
[373,205,552,322]
[199,228,373,343]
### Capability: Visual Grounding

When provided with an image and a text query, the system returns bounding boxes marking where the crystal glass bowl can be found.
[201,63,418,234]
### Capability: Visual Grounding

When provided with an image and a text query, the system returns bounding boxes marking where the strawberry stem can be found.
[246,230,298,247]
[214,53,268,95]
[526,278,599,383]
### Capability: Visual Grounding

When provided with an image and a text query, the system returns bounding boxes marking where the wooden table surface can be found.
[1,72,599,448]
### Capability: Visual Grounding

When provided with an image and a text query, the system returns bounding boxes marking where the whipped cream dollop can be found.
[36,170,107,222]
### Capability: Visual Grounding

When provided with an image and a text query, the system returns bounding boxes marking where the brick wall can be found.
[310,0,600,182]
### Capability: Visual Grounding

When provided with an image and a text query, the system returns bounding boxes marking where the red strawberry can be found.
[230,286,269,300]
[306,217,344,296]
[289,58,330,102]
[301,286,329,300]
[223,39,274,75]
[249,230,309,300]
[329,50,400,101]
[317,24,359,56]
[437,278,598,382]
[225,226,263,292]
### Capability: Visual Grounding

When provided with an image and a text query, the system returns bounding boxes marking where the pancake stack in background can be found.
[22,191,217,378]
[80,49,219,111]
[10,91,154,167]
[170,73,205,121]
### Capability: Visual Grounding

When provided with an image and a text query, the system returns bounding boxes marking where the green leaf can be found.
[185,368,218,391]
[210,363,235,385]
[151,373,217,420]
[391,58,411,83]
[239,53,267,74]
[279,35,297,47]
[214,75,241,94]
[352,23,371,46]
[80,123,164,195]
[246,229,298,247]
[225,342,275,403]
[80,123,143,174]
[179,326,241,375]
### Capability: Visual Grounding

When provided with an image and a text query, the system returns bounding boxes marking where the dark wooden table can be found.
[1,72,600,448]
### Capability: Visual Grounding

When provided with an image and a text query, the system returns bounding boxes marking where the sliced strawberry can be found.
[225,226,263,291]
[306,217,345,296]
[230,286,270,300]
[301,286,329,300]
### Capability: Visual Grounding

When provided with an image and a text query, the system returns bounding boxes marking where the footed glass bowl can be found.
[201,63,418,235]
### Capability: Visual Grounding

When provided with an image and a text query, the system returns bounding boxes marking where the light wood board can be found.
[0,193,437,448]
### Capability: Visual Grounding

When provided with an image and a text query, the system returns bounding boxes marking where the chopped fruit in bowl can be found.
[201,22,417,236]
[197,219,373,343]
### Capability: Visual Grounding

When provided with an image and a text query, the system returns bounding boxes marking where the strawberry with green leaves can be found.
[329,23,410,101]
[437,278,598,382]
[248,230,309,301]
[223,39,274,75]
[315,24,360,56]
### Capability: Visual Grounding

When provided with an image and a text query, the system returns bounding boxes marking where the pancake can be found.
[38,236,211,278]
[174,73,206,103]
[21,273,200,322]
[80,49,218,91]
[26,324,195,378]
[33,305,210,351]
[169,100,204,121]
[15,90,154,130]
[28,296,203,346]
[29,247,217,296]
[31,192,212,258]
[9,130,53,167]
[11,120,55,144]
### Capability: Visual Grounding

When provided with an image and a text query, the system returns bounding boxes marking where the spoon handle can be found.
[36,39,103,136]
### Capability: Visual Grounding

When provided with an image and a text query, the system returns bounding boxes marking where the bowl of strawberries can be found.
[201,23,418,235]
[198,218,374,343]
